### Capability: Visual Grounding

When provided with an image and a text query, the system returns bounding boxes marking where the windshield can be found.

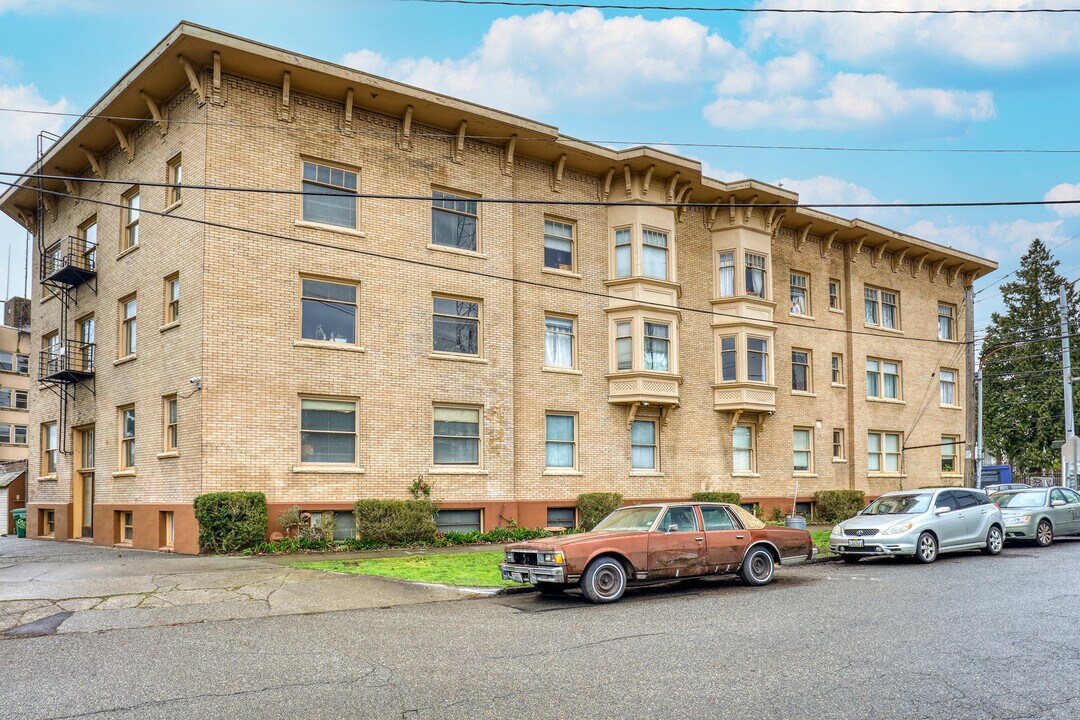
[592,507,662,532]
[862,493,933,515]
[994,491,1047,509]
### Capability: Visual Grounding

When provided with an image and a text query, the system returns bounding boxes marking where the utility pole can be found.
[1061,285,1075,487]
[975,367,983,489]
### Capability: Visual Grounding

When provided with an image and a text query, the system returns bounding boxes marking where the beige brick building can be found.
[0,24,995,554]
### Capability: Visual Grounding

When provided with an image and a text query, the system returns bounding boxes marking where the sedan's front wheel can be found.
[915,532,938,564]
[739,547,776,586]
[1036,520,1054,547]
[580,557,627,604]
[982,525,1004,555]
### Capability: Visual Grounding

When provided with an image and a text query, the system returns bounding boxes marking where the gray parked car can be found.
[829,488,1004,563]
[992,487,1080,546]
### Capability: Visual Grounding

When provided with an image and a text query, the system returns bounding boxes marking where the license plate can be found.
[848,539,864,547]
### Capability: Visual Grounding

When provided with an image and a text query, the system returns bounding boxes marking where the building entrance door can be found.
[74,427,95,538]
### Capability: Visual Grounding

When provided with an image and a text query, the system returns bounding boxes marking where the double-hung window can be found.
[866,287,899,329]
[793,428,813,473]
[718,252,735,297]
[80,218,97,271]
[940,369,957,406]
[792,350,811,392]
[941,436,959,474]
[42,422,58,474]
[545,413,576,469]
[720,337,737,381]
[119,406,136,470]
[122,189,140,251]
[166,154,183,206]
[745,253,767,298]
[643,322,670,372]
[543,219,574,271]
[433,297,480,356]
[615,321,632,371]
[938,303,955,340]
[301,278,357,344]
[120,295,137,357]
[747,337,769,383]
[866,358,900,400]
[163,395,178,452]
[614,228,632,278]
[832,429,845,460]
[431,190,478,251]
[433,406,481,466]
[868,431,901,473]
[831,353,843,385]
[642,229,668,280]
[733,425,754,473]
[302,161,358,229]
[300,398,357,465]
[164,274,180,324]
[790,273,809,315]
[1,352,29,374]
[544,316,575,368]
[630,419,658,470]
[828,279,841,311]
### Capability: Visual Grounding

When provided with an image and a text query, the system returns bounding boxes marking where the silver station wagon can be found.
[830,488,1004,563]
[993,487,1080,546]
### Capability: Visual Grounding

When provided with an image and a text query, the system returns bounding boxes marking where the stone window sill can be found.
[863,324,903,335]
[164,200,183,214]
[157,451,181,460]
[292,466,366,474]
[293,339,367,353]
[37,474,58,482]
[428,353,489,365]
[428,467,489,475]
[294,219,367,238]
[113,354,137,367]
[732,472,761,478]
[543,469,583,476]
[426,243,487,259]
[542,366,582,376]
[941,473,963,479]
[630,471,664,477]
[833,458,848,464]
[868,473,907,479]
[791,391,817,398]
[113,470,137,478]
[117,244,140,261]
[794,472,818,478]
[160,320,181,333]
[541,267,581,280]
[940,404,962,410]
[828,308,844,315]
[789,314,816,321]
[867,397,906,405]
[831,383,847,389]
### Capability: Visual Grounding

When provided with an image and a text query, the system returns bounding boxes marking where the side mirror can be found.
[1051,499,1066,507]
[667,524,679,533]
[934,506,951,515]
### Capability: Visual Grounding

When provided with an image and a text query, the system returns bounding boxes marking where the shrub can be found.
[576,492,624,531]
[354,499,437,545]
[690,491,741,504]
[194,491,268,553]
[813,490,866,522]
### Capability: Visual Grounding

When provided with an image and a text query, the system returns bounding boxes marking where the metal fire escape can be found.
[35,131,96,454]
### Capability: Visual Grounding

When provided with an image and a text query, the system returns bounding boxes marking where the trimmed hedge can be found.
[194,491,268,553]
[577,492,624,531]
[354,499,437,545]
[690,491,742,504]
[813,490,866,522]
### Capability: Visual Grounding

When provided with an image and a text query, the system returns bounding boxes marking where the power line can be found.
[1,106,1079,156]
[4,171,1079,212]
[0,178,972,346]
[405,0,1080,14]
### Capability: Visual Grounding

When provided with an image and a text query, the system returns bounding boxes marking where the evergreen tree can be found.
[981,239,1080,474]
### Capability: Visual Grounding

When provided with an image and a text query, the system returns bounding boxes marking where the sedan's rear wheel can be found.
[739,547,776,586]
[1036,520,1054,547]
[580,557,627,604]
[915,532,938,564]
[982,526,1004,555]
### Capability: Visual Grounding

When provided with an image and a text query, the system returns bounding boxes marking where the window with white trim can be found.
[433,406,481,466]
[793,427,813,472]
[789,272,809,316]
[433,296,480,356]
[941,435,959,474]
[631,419,658,470]
[866,358,901,400]
[545,413,576,469]
[940,368,957,406]
[831,353,843,385]
[828,279,841,311]
[42,421,57,474]
[643,322,670,372]
[300,398,358,465]
[720,336,736,381]
[747,337,769,383]
[543,218,574,271]
[544,315,575,368]
[938,303,955,340]
[868,431,902,473]
[302,161,358,229]
[642,229,669,280]
[745,252,767,298]
[733,425,754,473]
[301,278,357,344]
[718,251,735,297]
[832,429,845,460]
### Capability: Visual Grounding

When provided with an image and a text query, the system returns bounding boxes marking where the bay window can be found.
[718,252,735,297]
[747,337,769,383]
[643,322,670,371]
[614,228,631,278]
[745,253,767,298]
[720,336,736,381]
[642,229,669,280]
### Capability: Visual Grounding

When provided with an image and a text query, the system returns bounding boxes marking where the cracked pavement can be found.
[3,536,1080,718]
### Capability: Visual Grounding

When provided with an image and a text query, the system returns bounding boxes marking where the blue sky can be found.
[1,0,1079,335]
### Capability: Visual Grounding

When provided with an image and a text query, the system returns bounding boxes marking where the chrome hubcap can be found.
[1038,523,1052,545]
[920,537,935,560]
[990,529,1002,552]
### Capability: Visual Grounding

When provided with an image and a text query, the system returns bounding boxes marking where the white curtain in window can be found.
[733,426,752,472]
[719,253,735,296]
[544,318,573,367]
[940,370,955,404]
[643,246,667,280]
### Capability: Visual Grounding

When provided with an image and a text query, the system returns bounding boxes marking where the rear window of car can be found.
[701,506,737,531]
[953,491,978,509]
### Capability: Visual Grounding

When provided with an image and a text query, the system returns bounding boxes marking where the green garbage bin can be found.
[11,508,26,538]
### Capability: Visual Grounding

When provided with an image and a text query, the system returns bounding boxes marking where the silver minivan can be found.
[829,488,1004,563]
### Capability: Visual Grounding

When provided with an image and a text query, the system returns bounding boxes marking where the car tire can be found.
[1036,520,1054,547]
[739,546,776,586]
[840,555,862,564]
[580,557,627,604]
[982,525,1004,555]
[535,584,566,596]
[914,532,938,564]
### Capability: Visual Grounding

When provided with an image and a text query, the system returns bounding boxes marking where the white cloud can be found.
[342,8,738,116]
[1045,183,1080,218]
[704,69,994,130]
[745,0,1080,69]
[905,217,1068,261]
[776,174,880,205]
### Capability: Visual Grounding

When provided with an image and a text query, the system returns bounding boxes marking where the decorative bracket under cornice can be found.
[641,165,655,198]
[706,204,719,231]
[600,167,614,202]
[12,205,34,231]
[107,121,134,161]
[177,54,205,105]
[278,71,292,122]
[742,195,758,225]
[399,105,413,151]
[552,154,566,192]
[945,264,963,287]
[452,120,467,163]
[891,247,908,273]
[849,235,866,263]
[911,253,928,278]
[821,230,837,258]
[80,146,104,178]
[341,88,354,135]
[41,193,57,220]
[139,91,168,136]
[61,177,78,198]
[930,258,947,283]
[503,135,516,176]
[666,172,680,203]
[795,224,811,252]
[873,242,887,268]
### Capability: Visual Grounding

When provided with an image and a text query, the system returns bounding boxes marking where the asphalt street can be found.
[3,540,1079,719]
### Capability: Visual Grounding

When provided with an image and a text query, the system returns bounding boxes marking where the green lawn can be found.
[811,530,835,557]
[293,551,526,588]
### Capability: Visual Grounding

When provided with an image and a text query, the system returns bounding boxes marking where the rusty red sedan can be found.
[500,502,814,603]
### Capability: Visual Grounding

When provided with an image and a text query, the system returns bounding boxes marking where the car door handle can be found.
[735,535,745,539]
[695,537,704,542]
